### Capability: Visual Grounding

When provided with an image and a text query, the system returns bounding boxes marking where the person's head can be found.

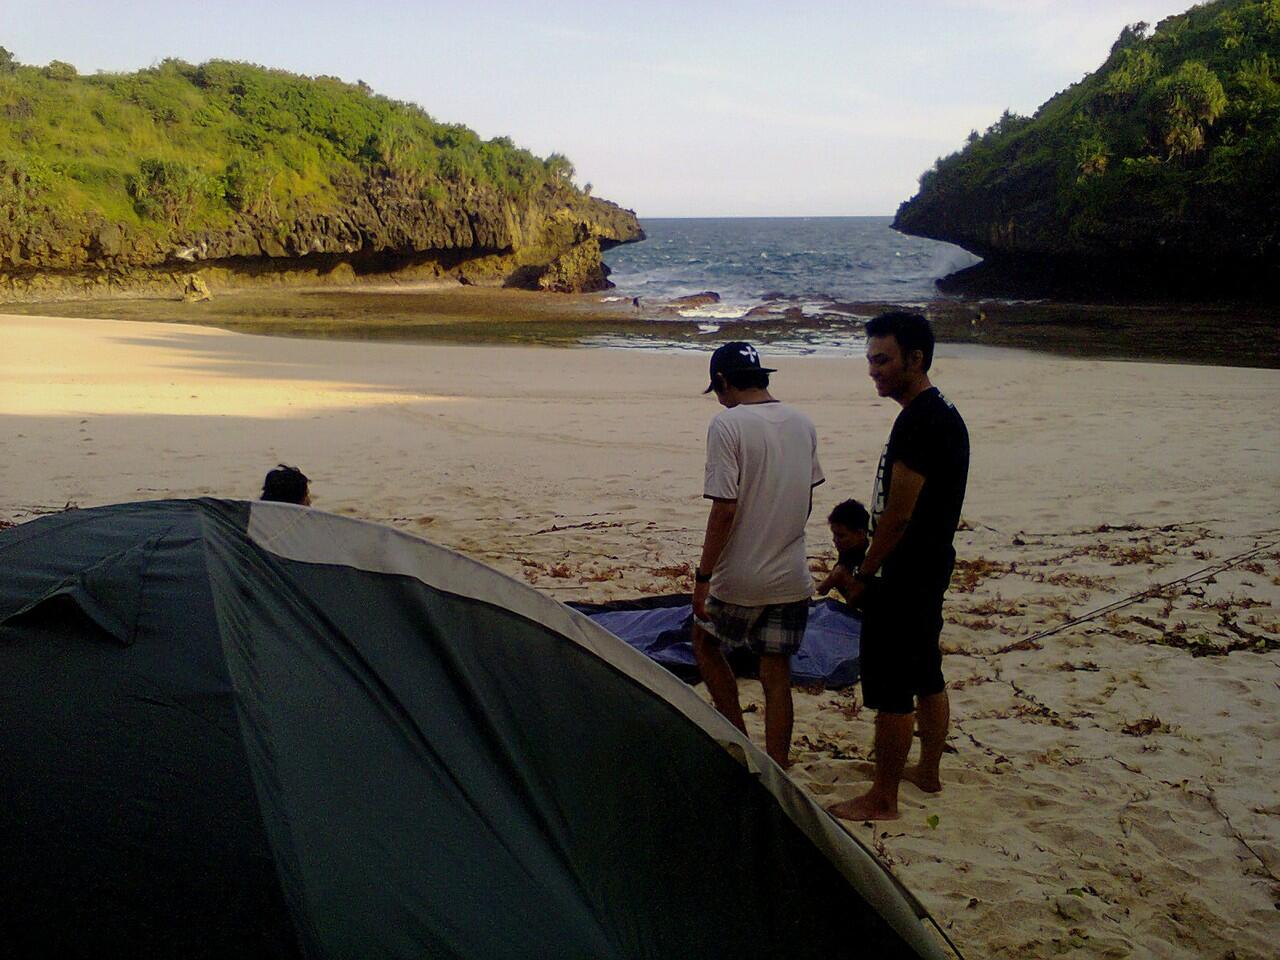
[704,341,775,405]
[828,499,869,553]
[261,464,311,505]
[865,311,934,402]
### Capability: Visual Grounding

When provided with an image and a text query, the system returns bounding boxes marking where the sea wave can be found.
[677,304,753,319]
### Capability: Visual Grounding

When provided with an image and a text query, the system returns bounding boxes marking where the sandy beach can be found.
[2,311,1278,958]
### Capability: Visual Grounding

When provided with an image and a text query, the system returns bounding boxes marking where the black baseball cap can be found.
[704,341,776,393]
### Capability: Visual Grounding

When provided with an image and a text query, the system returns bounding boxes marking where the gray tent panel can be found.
[1,502,300,958]
[0,499,952,959]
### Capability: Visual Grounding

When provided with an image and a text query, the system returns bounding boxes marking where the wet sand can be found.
[5,283,1278,367]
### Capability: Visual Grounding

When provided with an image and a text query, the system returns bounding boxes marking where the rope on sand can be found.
[998,536,1280,651]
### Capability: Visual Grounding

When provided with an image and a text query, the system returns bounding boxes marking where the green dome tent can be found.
[0,499,953,959]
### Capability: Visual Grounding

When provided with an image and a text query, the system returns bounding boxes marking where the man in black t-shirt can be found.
[827,312,969,822]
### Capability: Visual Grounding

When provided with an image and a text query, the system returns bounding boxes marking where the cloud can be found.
[533,24,598,44]
[683,87,1003,147]
[650,61,736,82]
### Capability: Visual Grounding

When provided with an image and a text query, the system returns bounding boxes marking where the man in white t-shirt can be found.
[692,341,824,767]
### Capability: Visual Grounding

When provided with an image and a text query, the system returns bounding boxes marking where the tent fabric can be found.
[571,595,862,688]
[0,499,948,960]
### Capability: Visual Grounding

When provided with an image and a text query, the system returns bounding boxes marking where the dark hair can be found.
[865,311,935,372]
[719,368,770,391]
[828,499,870,531]
[261,464,310,504]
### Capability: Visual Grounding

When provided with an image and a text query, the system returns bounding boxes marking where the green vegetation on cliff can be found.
[0,52,640,292]
[895,0,1280,274]
[0,54,572,231]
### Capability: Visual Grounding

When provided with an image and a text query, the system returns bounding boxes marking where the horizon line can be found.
[628,213,898,221]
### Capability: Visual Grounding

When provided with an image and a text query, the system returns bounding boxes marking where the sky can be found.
[2,0,1201,217]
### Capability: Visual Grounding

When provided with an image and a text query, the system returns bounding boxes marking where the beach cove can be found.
[2,310,1278,958]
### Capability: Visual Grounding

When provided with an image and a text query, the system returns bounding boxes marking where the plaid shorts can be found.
[696,596,809,656]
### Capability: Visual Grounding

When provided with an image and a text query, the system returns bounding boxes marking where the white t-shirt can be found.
[703,401,824,606]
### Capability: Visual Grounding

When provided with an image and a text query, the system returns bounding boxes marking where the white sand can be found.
[3,313,1278,957]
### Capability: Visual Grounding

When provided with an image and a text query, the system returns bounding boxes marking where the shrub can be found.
[1075,134,1111,179]
[127,158,206,225]
[221,154,276,216]
[1101,47,1162,105]
[1152,61,1227,156]
[0,54,588,244]
[545,152,574,180]
[43,60,77,80]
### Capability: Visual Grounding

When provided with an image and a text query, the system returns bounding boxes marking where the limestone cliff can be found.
[0,175,642,301]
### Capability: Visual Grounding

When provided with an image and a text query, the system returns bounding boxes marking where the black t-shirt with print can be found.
[871,387,969,592]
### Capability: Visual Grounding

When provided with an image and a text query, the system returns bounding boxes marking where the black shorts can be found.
[859,580,946,714]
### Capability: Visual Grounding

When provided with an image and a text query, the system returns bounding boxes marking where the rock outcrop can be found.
[181,274,212,302]
[0,175,642,302]
[669,291,721,308]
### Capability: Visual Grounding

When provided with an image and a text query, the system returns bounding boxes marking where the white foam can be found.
[928,244,982,276]
[677,305,751,319]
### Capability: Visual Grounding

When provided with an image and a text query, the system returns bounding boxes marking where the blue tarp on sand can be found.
[574,597,861,689]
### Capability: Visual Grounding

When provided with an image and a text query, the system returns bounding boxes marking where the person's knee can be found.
[758,654,791,692]
[876,708,915,728]
[865,689,915,715]
[918,688,948,710]
[693,630,728,670]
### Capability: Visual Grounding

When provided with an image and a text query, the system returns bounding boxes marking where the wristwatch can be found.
[694,568,712,584]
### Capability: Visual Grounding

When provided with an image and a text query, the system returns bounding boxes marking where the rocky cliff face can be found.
[0,173,643,302]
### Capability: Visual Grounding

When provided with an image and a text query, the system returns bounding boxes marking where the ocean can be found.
[580,218,1275,366]
[603,216,979,317]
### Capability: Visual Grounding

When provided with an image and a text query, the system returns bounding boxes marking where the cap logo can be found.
[740,345,758,363]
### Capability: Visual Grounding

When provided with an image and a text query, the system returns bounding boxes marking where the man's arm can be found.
[693,497,738,618]
[832,463,925,600]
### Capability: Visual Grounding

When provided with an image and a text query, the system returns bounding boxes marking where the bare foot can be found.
[903,765,942,793]
[826,793,900,822]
